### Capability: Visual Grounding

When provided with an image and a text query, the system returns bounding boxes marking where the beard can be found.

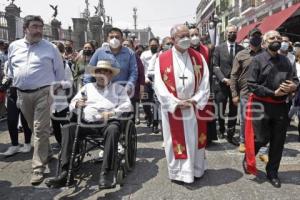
[27,33,42,43]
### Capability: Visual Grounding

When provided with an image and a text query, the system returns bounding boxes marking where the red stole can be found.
[199,44,210,64]
[245,94,286,175]
[159,48,211,159]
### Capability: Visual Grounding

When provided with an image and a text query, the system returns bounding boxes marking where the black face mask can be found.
[150,47,158,54]
[268,41,281,52]
[65,47,73,53]
[228,33,237,42]
[83,49,93,56]
[250,37,262,47]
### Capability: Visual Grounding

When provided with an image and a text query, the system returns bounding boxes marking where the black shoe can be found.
[152,126,159,134]
[99,171,116,189]
[267,175,281,188]
[171,179,185,185]
[227,136,239,146]
[45,171,71,188]
[147,120,152,127]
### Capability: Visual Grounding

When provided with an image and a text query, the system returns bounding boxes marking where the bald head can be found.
[170,24,190,52]
[170,24,189,38]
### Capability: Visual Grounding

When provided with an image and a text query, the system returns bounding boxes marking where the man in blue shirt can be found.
[89,27,137,95]
[7,15,65,185]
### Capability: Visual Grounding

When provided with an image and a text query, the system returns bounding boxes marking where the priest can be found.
[154,24,210,184]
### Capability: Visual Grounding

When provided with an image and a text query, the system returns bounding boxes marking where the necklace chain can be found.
[174,52,189,76]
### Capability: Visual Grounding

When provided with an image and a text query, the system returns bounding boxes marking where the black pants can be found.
[215,85,237,134]
[7,87,32,146]
[51,108,69,144]
[60,121,120,173]
[142,82,159,127]
[252,101,288,177]
[131,98,139,123]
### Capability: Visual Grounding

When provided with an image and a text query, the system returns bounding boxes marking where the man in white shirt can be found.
[45,60,132,189]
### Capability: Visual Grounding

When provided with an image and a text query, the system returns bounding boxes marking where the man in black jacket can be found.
[245,30,298,188]
[212,25,244,145]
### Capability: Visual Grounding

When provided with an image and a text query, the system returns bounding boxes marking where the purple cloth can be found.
[134,55,145,99]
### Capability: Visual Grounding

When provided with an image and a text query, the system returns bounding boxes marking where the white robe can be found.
[154,47,210,183]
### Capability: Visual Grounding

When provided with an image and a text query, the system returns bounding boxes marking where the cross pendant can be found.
[179,74,188,86]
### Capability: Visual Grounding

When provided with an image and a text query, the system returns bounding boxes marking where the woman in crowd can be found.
[73,41,96,90]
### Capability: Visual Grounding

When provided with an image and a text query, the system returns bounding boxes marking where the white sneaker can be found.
[98,149,104,158]
[18,143,32,153]
[1,146,20,156]
[161,141,165,148]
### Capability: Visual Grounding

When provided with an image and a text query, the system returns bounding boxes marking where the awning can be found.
[236,21,261,43]
[258,2,300,34]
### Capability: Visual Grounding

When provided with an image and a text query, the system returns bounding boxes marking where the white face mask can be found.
[280,42,289,51]
[109,38,120,49]
[177,37,191,50]
[190,36,200,46]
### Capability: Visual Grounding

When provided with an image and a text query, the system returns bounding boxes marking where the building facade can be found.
[196,0,300,43]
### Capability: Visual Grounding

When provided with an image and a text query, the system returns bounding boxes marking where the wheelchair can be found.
[54,110,137,188]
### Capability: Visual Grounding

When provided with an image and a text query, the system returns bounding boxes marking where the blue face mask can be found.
[162,44,172,51]
[280,42,289,51]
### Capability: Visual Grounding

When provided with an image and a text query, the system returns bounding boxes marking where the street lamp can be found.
[68,26,72,40]
[123,29,131,39]
[210,14,221,45]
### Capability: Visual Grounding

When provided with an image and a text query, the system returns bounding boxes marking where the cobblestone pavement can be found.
[0,120,299,200]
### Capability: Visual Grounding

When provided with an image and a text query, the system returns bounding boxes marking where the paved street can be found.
[0,119,299,200]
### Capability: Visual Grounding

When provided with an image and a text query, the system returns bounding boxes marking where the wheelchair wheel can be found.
[124,120,137,171]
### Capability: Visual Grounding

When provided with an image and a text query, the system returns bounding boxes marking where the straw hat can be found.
[88,60,120,77]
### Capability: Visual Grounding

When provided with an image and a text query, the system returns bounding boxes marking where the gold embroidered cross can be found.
[175,144,185,155]
[199,132,207,145]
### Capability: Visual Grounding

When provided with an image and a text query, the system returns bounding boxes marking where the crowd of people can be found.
[0,14,300,190]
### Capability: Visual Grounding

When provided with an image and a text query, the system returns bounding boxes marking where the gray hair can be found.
[226,24,238,33]
[170,24,188,38]
[23,15,44,29]
[263,30,280,42]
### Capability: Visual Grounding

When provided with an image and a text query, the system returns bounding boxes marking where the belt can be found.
[17,85,50,93]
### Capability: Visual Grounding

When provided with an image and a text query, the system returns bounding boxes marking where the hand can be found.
[232,96,239,106]
[145,78,152,84]
[176,100,193,110]
[274,88,288,97]
[75,99,86,108]
[126,86,133,97]
[101,111,114,121]
[186,99,197,106]
[53,84,62,95]
[223,78,231,86]
[281,80,297,93]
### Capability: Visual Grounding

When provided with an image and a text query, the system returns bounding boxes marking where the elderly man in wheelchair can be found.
[45,60,133,189]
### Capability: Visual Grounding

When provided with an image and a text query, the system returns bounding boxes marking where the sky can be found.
[0,0,199,38]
